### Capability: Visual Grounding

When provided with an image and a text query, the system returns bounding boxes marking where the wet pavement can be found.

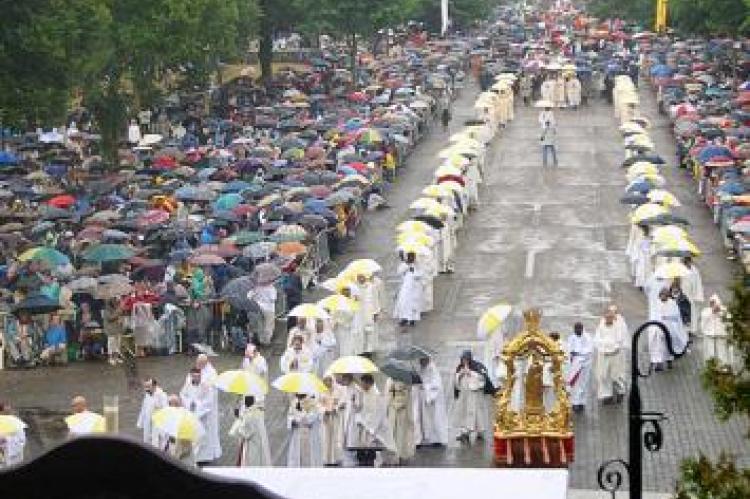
[2,82,748,493]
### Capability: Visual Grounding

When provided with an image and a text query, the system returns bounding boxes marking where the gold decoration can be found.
[494,308,573,438]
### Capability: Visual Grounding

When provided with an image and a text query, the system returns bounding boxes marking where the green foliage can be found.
[675,453,750,499]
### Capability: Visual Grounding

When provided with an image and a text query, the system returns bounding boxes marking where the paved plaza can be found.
[2,83,747,493]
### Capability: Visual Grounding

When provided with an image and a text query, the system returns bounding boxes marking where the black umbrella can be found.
[638,213,690,226]
[13,294,61,316]
[620,194,649,205]
[622,154,666,167]
[379,359,422,385]
[413,215,444,229]
[390,345,435,361]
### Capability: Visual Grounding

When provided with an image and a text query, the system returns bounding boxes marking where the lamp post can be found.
[597,320,687,499]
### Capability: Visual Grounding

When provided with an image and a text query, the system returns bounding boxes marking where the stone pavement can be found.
[2,82,748,495]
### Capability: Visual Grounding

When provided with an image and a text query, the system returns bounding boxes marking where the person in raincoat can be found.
[229,396,271,466]
[393,252,424,327]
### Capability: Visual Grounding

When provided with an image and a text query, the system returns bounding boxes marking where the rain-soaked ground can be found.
[1,83,747,493]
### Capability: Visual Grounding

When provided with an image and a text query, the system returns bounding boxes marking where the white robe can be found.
[338,383,363,462]
[348,288,367,354]
[451,368,490,437]
[540,80,555,105]
[332,309,356,357]
[311,326,337,377]
[413,363,449,445]
[199,363,222,461]
[179,382,215,463]
[248,285,277,344]
[242,354,269,406]
[359,282,379,353]
[701,307,733,366]
[393,263,423,322]
[0,430,25,468]
[648,298,688,364]
[228,407,271,466]
[681,266,704,331]
[484,329,506,388]
[566,78,582,107]
[287,399,323,467]
[348,386,395,453]
[420,255,437,313]
[633,238,652,288]
[136,387,168,446]
[385,379,416,461]
[280,346,314,373]
[566,333,594,406]
[594,321,628,399]
[319,388,343,465]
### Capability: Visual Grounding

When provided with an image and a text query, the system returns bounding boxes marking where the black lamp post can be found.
[597,320,687,499]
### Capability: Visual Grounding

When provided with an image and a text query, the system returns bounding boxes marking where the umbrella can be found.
[82,244,136,262]
[214,370,269,396]
[654,239,701,258]
[244,242,277,260]
[631,203,669,224]
[189,253,225,266]
[152,407,204,442]
[221,276,257,310]
[344,259,382,277]
[622,154,665,167]
[698,145,733,163]
[65,412,106,434]
[413,215,444,229]
[67,276,98,292]
[17,246,70,266]
[654,262,691,279]
[277,241,307,256]
[13,295,61,316]
[0,415,27,436]
[273,372,328,395]
[378,359,422,384]
[229,231,265,245]
[288,303,330,320]
[138,209,170,227]
[647,189,681,207]
[325,355,378,375]
[318,294,359,313]
[390,345,435,361]
[396,221,431,233]
[251,262,281,285]
[95,281,134,300]
[730,218,750,233]
[47,194,76,209]
[477,304,513,339]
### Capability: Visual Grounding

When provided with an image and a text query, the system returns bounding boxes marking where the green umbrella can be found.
[228,231,265,245]
[82,243,136,262]
[18,246,70,266]
[213,193,242,211]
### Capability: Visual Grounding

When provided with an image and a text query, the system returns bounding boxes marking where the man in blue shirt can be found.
[40,313,67,365]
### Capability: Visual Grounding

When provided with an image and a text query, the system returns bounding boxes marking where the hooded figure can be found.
[450,351,492,444]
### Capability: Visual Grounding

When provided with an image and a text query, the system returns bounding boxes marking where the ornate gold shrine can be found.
[494,308,574,467]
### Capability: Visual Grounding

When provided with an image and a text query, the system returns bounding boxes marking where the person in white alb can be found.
[700,294,733,367]
[566,322,593,412]
[136,378,168,446]
[594,309,629,404]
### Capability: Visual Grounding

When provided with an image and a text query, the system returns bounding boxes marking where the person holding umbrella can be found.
[39,313,67,365]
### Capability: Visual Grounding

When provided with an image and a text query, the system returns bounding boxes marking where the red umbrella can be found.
[347,162,368,173]
[437,174,466,186]
[195,243,240,258]
[154,156,177,169]
[48,194,75,209]
[138,209,170,227]
[232,204,258,217]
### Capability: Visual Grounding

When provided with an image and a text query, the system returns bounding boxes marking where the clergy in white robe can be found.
[538,108,556,128]
[287,318,313,347]
[0,404,25,468]
[566,77,582,108]
[336,374,364,466]
[451,352,491,443]
[247,284,277,345]
[136,378,168,446]
[384,378,416,464]
[241,344,268,407]
[393,253,424,325]
[228,397,271,467]
[195,355,221,462]
[701,295,733,367]
[648,289,688,369]
[356,275,379,354]
[633,235,652,289]
[554,76,566,108]
[330,307,355,357]
[414,357,449,446]
[566,323,594,410]
[342,285,366,354]
[179,369,215,464]
[280,335,315,373]
[312,318,337,377]
[347,375,395,462]
[286,394,323,467]
[680,258,704,333]
[419,251,437,313]
[594,311,629,402]
[319,377,343,465]
[540,79,556,105]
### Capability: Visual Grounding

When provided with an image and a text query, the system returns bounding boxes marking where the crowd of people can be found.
[1,0,747,472]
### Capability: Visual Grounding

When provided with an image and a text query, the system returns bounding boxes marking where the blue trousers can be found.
[542,144,558,167]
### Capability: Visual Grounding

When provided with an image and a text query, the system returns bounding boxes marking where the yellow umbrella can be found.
[477,304,512,340]
[439,180,464,193]
[319,276,354,293]
[647,189,681,207]
[444,154,471,168]
[396,232,435,247]
[152,407,204,441]
[627,162,659,179]
[652,226,689,244]
[397,241,432,256]
[410,197,442,211]
[450,137,483,150]
[424,204,455,218]
[273,372,328,395]
[65,411,106,435]
[631,203,669,223]
[318,294,360,313]
[654,261,691,279]
[288,303,330,320]
[0,415,26,436]
[434,164,463,177]
[345,258,382,276]
[619,122,645,135]
[214,370,269,396]
[396,220,431,233]
[655,239,701,256]
[325,355,378,375]
[422,184,454,198]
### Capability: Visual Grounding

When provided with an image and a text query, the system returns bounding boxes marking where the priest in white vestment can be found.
[229,396,271,466]
[701,294,733,367]
[414,357,449,446]
[451,351,491,444]
[566,323,593,412]
[680,257,704,333]
[594,310,628,403]
[648,288,688,371]
[280,335,315,373]
[179,368,215,464]
[195,354,221,462]
[241,344,268,407]
[347,375,395,464]
[320,376,344,465]
[384,378,416,464]
[393,252,424,326]
[286,394,323,467]
[136,378,168,446]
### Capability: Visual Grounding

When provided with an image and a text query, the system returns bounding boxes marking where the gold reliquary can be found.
[494,308,574,467]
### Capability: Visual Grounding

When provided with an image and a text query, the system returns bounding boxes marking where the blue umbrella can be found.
[213,193,242,211]
[650,64,674,77]
[717,182,747,195]
[626,179,653,194]
[697,145,733,163]
[0,151,19,166]
[222,180,251,193]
